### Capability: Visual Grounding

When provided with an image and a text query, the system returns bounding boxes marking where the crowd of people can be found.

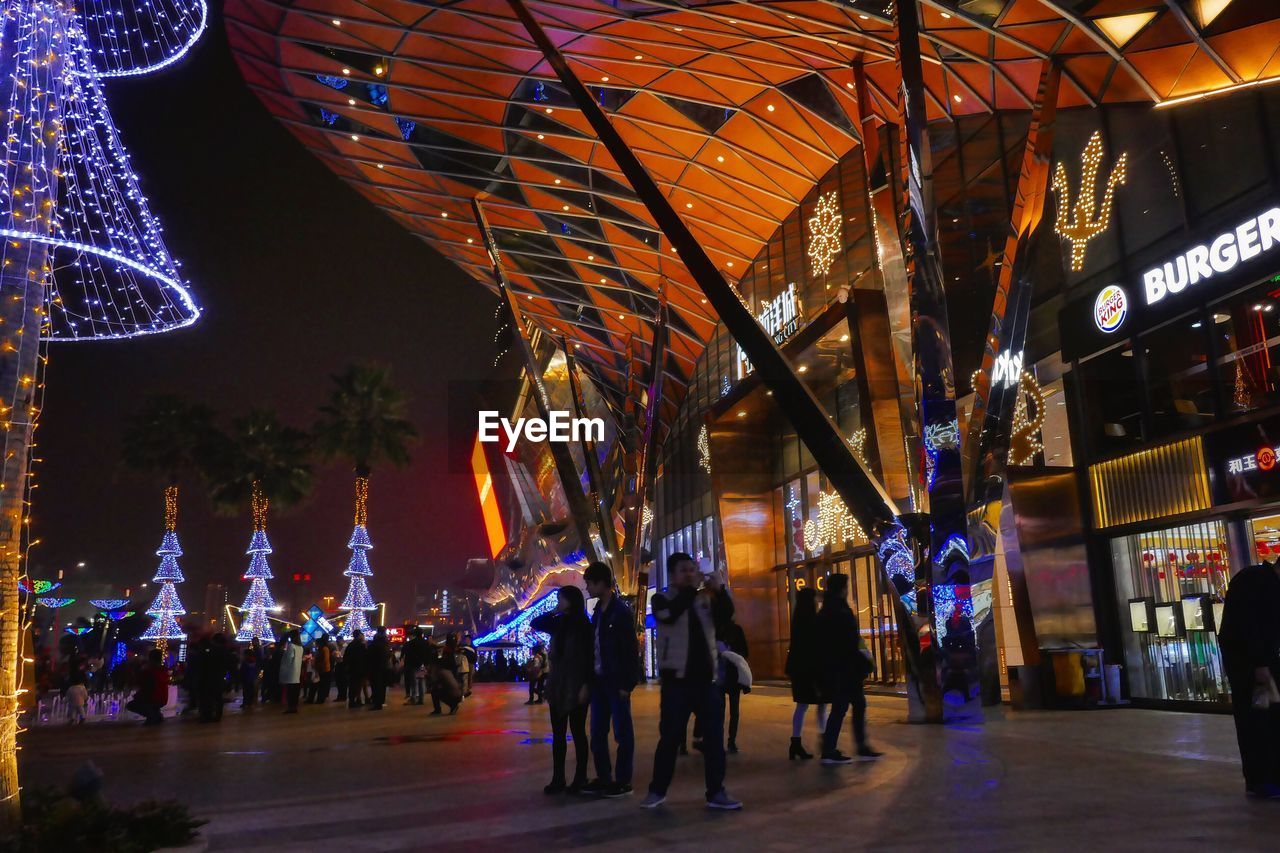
[523,553,880,812]
[41,551,889,813]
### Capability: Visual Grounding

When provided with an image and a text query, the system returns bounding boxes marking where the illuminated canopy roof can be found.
[224,0,1280,415]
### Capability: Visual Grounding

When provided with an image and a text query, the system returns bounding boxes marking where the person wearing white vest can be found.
[279,630,303,714]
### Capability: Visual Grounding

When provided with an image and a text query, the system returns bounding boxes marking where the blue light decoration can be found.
[89,598,130,610]
[110,640,127,670]
[78,0,208,79]
[141,486,188,642]
[235,483,279,643]
[100,609,135,621]
[19,581,60,596]
[338,477,377,640]
[1,0,202,343]
[532,80,548,102]
[299,604,337,645]
[366,83,388,107]
[932,583,975,645]
[936,534,970,568]
[35,598,76,608]
[394,116,416,141]
[876,524,917,614]
[65,626,93,636]
[475,589,560,653]
[320,109,339,126]
[315,73,349,90]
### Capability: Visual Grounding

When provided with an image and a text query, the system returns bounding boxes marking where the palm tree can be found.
[314,364,417,637]
[201,410,313,643]
[314,363,417,480]
[202,409,313,516]
[120,395,218,652]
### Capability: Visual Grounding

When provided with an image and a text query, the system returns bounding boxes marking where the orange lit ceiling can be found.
[224,0,1280,420]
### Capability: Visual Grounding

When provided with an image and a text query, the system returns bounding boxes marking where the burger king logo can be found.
[1094,285,1127,333]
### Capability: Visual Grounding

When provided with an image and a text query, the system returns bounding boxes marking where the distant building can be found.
[201,583,227,634]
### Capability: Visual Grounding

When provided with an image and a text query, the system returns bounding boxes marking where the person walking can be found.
[344,632,367,708]
[368,626,391,710]
[1218,558,1280,798]
[531,586,594,794]
[263,642,281,704]
[310,636,333,703]
[785,587,826,760]
[64,653,89,725]
[817,574,882,764]
[125,649,170,725]
[279,630,304,713]
[459,633,477,698]
[581,561,640,798]
[240,645,261,709]
[641,553,741,811]
[403,627,430,705]
[718,617,750,754]
[525,643,548,705]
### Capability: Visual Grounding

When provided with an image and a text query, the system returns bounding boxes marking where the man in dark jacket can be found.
[817,573,881,764]
[1218,560,1280,798]
[403,628,430,705]
[641,553,741,811]
[582,562,642,798]
[344,631,367,708]
[368,626,391,710]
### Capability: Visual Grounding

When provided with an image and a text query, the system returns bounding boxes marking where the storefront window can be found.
[1110,520,1231,704]
[1078,343,1145,454]
[1213,281,1280,414]
[1143,316,1214,437]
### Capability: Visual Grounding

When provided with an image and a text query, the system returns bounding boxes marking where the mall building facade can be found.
[653,86,1280,710]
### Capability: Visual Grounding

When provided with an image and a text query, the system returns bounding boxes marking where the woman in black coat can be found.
[816,574,881,764]
[785,587,826,759]
[530,585,594,793]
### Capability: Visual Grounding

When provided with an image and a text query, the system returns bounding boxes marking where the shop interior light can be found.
[798,365,809,373]
[1214,312,1231,323]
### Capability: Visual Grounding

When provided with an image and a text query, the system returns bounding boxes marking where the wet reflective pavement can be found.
[19,684,1279,850]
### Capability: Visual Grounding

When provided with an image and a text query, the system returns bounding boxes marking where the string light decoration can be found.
[89,598,129,610]
[491,303,510,367]
[78,0,208,79]
[140,485,187,643]
[1052,131,1127,271]
[806,190,842,277]
[875,523,917,613]
[17,581,58,595]
[802,490,867,552]
[34,597,74,608]
[848,428,867,464]
[338,476,377,640]
[697,424,711,473]
[474,589,559,654]
[235,482,279,642]
[1008,371,1048,466]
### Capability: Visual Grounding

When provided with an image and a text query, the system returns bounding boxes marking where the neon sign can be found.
[737,283,801,379]
[1226,445,1280,474]
[1143,207,1280,305]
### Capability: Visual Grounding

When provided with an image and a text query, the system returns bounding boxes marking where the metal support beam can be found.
[961,61,1061,705]
[504,0,942,718]
[563,337,621,574]
[474,198,601,565]
[622,301,668,632]
[851,58,923,511]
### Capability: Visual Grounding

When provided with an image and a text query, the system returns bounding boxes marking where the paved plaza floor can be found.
[18,683,1280,851]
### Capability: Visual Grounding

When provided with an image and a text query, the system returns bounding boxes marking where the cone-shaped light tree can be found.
[314,364,417,639]
[139,486,188,648]
[1,2,205,823]
[235,482,278,643]
[201,410,312,643]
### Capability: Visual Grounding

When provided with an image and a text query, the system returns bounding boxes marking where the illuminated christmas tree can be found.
[339,478,377,639]
[140,486,188,644]
[235,482,278,643]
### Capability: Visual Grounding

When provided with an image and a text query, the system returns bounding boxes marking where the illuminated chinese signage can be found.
[737,283,801,379]
[1226,445,1279,475]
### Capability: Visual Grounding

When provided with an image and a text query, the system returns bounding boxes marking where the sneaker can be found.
[705,789,743,810]
[639,791,666,809]
[580,779,609,796]
[821,752,854,765]
[544,781,566,795]
[856,747,884,761]
[566,778,586,795]
[604,783,633,799]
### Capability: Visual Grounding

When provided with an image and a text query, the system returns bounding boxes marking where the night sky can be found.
[30,15,497,623]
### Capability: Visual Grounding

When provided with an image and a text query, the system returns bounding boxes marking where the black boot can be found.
[789,737,813,760]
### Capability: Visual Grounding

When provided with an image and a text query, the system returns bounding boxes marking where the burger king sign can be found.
[1094,284,1127,333]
